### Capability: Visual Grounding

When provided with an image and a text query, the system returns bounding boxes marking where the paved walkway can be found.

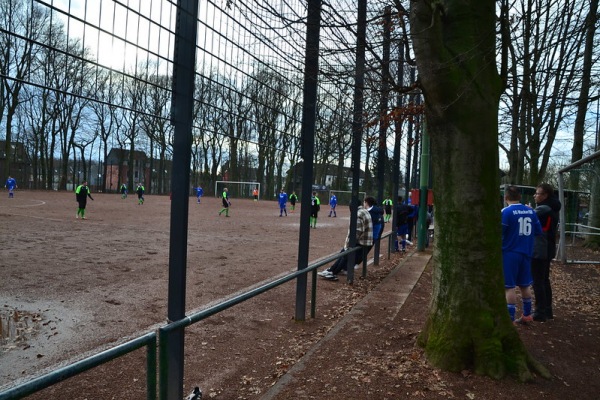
[261,249,432,399]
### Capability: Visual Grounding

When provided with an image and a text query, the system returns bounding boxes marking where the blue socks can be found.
[507,304,516,321]
[522,297,532,316]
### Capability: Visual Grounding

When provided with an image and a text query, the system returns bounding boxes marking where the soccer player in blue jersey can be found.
[278,189,288,216]
[5,176,17,198]
[394,196,413,252]
[195,185,204,204]
[328,193,337,217]
[501,185,542,324]
[407,203,418,241]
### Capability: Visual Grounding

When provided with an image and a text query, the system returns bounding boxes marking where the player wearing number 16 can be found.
[501,186,542,324]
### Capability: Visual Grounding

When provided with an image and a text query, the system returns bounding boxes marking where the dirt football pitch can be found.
[1,189,389,398]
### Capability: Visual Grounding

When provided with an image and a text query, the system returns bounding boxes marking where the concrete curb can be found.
[260,249,432,399]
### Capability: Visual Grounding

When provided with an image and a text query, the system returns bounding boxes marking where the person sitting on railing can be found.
[318,199,373,281]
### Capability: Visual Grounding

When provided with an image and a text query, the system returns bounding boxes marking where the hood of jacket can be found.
[537,194,561,213]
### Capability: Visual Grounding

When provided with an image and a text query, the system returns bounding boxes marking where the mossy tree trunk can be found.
[409,1,549,381]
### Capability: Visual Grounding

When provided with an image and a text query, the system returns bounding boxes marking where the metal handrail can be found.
[0,332,157,400]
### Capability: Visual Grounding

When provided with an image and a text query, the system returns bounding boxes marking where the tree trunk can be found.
[410,1,549,381]
[571,0,597,190]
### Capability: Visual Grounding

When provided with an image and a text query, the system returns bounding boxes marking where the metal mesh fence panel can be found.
[1,0,411,196]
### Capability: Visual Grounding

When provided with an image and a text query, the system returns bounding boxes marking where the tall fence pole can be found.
[295,0,321,321]
[417,120,430,251]
[347,0,367,284]
[375,6,391,262]
[164,0,199,398]
[392,43,405,235]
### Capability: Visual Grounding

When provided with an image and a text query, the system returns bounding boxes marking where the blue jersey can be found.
[501,203,542,255]
[278,192,288,207]
[329,195,337,207]
[196,187,203,197]
[6,177,16,190]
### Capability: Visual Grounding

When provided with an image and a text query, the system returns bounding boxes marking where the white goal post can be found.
[215,181,261,200]
[328,190,367,206]
[557,149,600,264]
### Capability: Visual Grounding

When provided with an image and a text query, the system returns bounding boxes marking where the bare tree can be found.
[139,66,173,194]
[193,73,226,186]
[570,0,598,189]
[220,75,253,185]
[276,88,302,192]
[247,67,289,197]
[90,70,126,192]
[0,0,49,177]
[121,71,146,188]
[499,0,589,184]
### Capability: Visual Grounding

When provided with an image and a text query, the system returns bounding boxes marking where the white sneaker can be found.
[406,240,413,246]
[354,264,360,270]
[318,270,333,277]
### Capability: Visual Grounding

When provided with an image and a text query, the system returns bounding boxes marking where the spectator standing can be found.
[501,185,542,324]
[364,196,384,241]
[382,196,393,222]
[195,185,204,204]
[319,201,373,280]
[394,196,413,252]
[5,176,17,198]
[407,203,419,242]
[328,193,338,217]
[310,192,321,228]
[136,183,145,205]
[75,181,94,219]
[531,183,561,321]
[278,189,288,216]
[425,210,433,247]
[218,187,231,217]
[289,191,298,212]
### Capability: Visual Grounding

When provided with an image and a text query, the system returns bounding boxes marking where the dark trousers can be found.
[407,217,414,241]
[531,258,553,317]
[329,246,372,275]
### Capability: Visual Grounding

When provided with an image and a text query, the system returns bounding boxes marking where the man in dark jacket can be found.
[395,196,414,252]
[531,183,561,321]
[364,196,384,241]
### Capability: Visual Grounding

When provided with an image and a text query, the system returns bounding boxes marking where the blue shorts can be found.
[396,224,409,236]
[373,224,383,240]
[502,251,532,288]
